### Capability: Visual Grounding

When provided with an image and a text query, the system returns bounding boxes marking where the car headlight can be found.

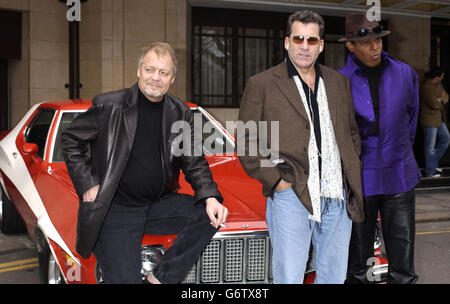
[141,245,165,276]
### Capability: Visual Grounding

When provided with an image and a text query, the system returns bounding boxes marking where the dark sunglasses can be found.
[356,25,383,37]
[291,35,320,46]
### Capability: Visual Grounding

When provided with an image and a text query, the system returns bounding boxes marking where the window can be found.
[191,8,351,108]
[192,109,234,155]
[192,8,288,107]
[24,108,56,159]
[193,25,233,106]
[52,111,82,162]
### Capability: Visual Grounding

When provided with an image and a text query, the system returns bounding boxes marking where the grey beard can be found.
[144,87,162,99]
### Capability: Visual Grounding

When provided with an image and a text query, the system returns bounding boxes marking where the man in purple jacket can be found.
[339,13,421,284]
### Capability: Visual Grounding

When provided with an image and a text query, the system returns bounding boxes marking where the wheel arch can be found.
[34,224,68,284]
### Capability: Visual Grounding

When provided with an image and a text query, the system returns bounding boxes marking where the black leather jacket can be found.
[61,83,222,258]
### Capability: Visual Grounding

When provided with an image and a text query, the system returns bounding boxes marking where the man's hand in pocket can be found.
[82,184,100,202]
[275,179,292,191]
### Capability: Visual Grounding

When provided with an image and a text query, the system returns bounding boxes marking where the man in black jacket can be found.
[61,42,228,284]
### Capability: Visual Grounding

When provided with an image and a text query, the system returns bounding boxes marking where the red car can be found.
[0,99,386,284]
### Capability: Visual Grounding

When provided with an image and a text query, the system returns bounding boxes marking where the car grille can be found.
[182,231,314,284]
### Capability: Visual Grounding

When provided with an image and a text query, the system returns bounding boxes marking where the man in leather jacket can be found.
[61,42,228,284]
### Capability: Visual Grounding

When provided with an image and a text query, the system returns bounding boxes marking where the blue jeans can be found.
[423,121,450,175]
[266,187,352,284]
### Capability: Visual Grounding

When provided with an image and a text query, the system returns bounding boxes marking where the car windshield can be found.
[191,109,234,156]
[52,112,84,163]
[51,108,234,163]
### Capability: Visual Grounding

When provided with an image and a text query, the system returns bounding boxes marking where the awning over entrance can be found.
[189,0,450,19]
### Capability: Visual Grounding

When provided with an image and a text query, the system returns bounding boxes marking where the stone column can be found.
[79,0,188,100]
[386,15,430,81]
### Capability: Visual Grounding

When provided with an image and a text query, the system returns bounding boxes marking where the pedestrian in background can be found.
[420,66,449,178]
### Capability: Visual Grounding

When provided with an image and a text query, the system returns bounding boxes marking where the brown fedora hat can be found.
[338,13,390,42]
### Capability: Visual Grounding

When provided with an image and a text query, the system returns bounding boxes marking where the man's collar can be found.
[346,50,390,75]
[354,56,385,73]
[286,55,322,79]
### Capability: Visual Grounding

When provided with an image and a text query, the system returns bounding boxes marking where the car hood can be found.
[57,156,267,228]
[205,155,267,231]
[178,155,267,231]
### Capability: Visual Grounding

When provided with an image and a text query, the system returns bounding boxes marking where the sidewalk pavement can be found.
[415,188,450,223]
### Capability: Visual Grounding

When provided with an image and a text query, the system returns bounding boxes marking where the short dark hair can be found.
[425,66,444,79]
[286,10,325,39]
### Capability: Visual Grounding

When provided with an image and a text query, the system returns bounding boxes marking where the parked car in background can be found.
[0,99,386,284]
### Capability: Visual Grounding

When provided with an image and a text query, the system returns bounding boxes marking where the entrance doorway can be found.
[0,9,22,132]
[0,59,8,131]
[430,18,450,167]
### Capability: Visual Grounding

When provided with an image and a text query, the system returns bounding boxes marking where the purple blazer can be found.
[340,51,421,196]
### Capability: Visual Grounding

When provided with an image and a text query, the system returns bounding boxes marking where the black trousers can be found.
[93,193,218,284]
[346,188,418,284]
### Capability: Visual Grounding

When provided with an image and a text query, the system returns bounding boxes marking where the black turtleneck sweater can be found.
[113,90,164,205]
[354,57,385,136]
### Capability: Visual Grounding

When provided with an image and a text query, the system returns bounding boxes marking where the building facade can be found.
[0,0,449,130]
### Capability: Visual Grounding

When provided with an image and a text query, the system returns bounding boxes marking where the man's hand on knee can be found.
[205,198,229,229]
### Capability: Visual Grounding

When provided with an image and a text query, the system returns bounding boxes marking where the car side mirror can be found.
[23,143,39,155]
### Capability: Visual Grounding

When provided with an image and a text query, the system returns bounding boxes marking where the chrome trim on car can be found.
[35,224,69,284]
[373,264,389,276]
[197,107,235,148]
[212,230,269,239]
[180,230,314,284]
[48,109,86,163]
[48,254,64,284]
